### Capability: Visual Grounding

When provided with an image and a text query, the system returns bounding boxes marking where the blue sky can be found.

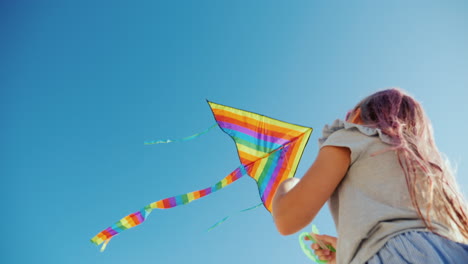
[2,1,467,263]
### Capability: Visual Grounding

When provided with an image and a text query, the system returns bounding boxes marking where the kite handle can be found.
[299,232,328,263]
[309,233,336,253]
[298,225,336,263]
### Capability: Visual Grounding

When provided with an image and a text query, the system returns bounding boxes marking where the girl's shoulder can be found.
[319,119,393,148]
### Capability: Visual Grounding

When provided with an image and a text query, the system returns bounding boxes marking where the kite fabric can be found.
[91,101,313,251]
[207,101,312,211]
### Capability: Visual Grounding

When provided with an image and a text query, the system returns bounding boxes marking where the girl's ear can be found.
[348,108,363,124]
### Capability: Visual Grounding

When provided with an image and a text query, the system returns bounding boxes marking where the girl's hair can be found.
[352,88,468,243]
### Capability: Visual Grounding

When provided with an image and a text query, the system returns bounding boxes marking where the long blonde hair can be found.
[353,88,468,242]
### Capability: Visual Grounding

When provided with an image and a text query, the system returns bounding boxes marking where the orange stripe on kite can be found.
[156,200,164,208]
[238,150,259,163]
[212,109,303,140]
[214,112,301,140]
[248,160,261,180]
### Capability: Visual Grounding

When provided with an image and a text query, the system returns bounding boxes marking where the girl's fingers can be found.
[309,235,337,263]
[315,250,333,261]
[314,234,338,248]
[314,249,330,256]
[316,250,335,261]
[319,255,332,261]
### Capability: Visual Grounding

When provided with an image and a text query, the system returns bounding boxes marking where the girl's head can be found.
[349,88,468,242]
[347,88,430,145]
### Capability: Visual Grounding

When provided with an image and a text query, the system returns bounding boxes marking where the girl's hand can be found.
[311,234,337,264]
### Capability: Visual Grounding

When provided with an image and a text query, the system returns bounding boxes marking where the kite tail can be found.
[90,165,248,251]
[144,123,218,145]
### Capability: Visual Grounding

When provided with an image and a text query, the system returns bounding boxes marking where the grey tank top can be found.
[319,119,452,264]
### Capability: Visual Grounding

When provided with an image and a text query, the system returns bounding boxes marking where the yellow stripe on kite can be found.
[251,157,269,181]
[289,129,313,175]
[236,143,269,159]
[187,192,195,203]
[237,150,260,163]
[209,102,310,133]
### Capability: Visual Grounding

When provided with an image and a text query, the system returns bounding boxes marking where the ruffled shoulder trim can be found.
[318,119,393,145]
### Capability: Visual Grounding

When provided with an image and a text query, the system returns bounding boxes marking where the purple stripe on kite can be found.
[105,227,118,236]
[234,168,243,179]
[231,167,246,181]
[261,150,285,201]
[168,197,177,207]
[134,211,145,223]
[204,187,212,195]
[217,121,289,146]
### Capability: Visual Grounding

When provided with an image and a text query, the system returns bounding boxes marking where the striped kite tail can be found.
[90,165,247,251]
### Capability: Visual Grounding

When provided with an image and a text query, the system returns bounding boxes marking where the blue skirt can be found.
[366,231,468,264]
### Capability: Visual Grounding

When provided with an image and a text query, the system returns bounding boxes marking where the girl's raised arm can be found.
[272,145,350,235]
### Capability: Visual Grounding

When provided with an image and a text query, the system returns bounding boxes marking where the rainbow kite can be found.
[91,101,313,251]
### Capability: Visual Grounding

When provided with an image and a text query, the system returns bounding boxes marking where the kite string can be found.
[144,123,218,145]
[206,202,263,232]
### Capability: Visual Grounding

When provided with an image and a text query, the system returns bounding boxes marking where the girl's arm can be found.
[272,146,350,235]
